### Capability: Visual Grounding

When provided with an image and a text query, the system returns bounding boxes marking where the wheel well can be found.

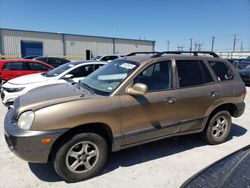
[48,123,113,162]
[209,103,237,119]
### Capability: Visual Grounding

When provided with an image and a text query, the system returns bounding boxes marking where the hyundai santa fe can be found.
[4,51,246,182]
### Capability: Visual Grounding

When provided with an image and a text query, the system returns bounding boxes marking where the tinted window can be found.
[28,62,49,71]
[209,61,234,81]
[101,56,118,61]
[134,61,172,91]
[69,65,94,78]
[94,64,104,70]
[177,60,213,88]
[36,57,48,63]
[3,62,25,70]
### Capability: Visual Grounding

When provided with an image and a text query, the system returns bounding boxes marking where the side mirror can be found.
[126,83,148,96]
[63,74,73,79]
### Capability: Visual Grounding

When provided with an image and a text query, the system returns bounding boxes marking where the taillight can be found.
[243,87,247,99]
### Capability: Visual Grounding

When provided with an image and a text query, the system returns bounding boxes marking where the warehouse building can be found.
[0,28,155,59]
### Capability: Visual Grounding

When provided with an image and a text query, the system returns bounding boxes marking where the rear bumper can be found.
[234,102,245,118]
[4,109,68,163]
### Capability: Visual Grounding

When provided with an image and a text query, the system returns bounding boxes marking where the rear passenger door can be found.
[176,59,222,132]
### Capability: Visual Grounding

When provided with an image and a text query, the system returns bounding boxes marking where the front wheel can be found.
[53,133,108,182]
[202,111,232,145]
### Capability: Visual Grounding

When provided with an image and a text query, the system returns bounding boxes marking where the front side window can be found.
[81,60,138,95]
[177,60,213,88]
[69,65,94,78]
[42,63,76,77]
[3,62,25,70]
[28,62,49,71]
[209,61,234,81]
[134,61,172,91]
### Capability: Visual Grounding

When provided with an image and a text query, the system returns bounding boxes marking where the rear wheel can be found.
[202,111,231,144]
[53,133,108,182]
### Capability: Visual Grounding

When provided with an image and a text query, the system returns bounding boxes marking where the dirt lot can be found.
[0,87,249,188]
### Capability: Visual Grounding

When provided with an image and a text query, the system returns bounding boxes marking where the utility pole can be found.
[240,42,243,52]
[211,36,215,52]
[189,39,193,51]
[232,34,237,59]
[167,41,170,51]
[232,34,237,52]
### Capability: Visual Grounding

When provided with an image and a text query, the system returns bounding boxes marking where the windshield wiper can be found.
[79,82,94,94]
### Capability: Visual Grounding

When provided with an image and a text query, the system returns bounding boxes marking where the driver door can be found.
[120,60,180,146]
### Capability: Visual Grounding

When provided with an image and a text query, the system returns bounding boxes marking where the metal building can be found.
[0,28,155,59]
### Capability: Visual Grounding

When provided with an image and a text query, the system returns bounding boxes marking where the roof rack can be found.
[126,52,159,56]
[152,51,219,58]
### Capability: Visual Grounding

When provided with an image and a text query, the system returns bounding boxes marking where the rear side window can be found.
[3,62,25,70]
[208,61,234,81]
[69,65,94,77]
[177,60,213,88]
[94,64,104,70]
[28,62,49,71]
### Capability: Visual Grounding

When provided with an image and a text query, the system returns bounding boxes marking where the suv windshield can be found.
[81,59,138,96]
[42,63,76,77]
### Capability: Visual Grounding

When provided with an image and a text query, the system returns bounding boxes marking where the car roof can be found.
[35,56,69,60]
[122,54,224,64]
[66,60,107,66]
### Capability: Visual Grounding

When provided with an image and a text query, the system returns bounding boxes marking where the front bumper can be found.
[4,108,68,163]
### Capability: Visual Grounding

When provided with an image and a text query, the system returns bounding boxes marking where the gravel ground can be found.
[0,87,249,188]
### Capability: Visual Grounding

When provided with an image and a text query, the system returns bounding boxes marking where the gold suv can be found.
[4,51,246,182]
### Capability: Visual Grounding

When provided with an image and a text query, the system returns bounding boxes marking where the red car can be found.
[0,59,54,83]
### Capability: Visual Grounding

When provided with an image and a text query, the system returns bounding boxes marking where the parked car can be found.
[0,59,54,84]
[239,65,250,84]
[4,51,246,182]
[234,61,250,70]
[91,55,120,62]
[181,144,250,188]
[1,61,106,106]
[34,56,70,67]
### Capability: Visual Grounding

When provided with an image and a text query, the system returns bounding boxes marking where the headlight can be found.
[4,87,25,92]
[17,111,35,130]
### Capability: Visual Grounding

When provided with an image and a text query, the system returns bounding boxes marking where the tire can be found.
[53,133,108,183]
[202,111,232,145]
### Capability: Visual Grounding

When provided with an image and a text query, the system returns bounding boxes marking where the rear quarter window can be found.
[208,61,234,81]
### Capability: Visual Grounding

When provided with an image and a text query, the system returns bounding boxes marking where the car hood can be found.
[16,83,95,113]
[8,73,51,85]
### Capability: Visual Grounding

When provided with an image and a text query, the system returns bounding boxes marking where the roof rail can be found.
[126,52,159,56]
[152,51,219,58]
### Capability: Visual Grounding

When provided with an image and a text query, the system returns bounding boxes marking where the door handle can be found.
[164,97,177,104]
[209,91,218,97]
